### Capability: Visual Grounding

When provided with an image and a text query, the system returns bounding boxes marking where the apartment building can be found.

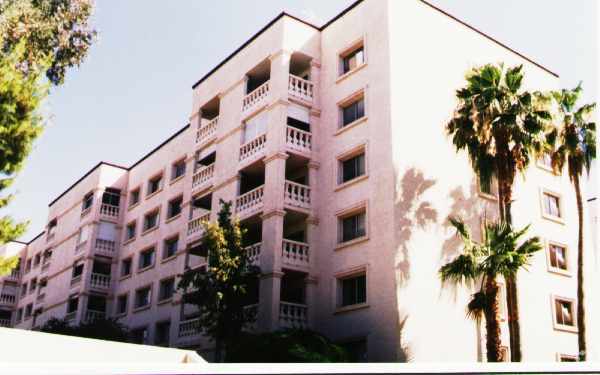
[1,0,598,362]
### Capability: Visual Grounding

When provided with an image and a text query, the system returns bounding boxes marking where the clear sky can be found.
[7,0,597,241]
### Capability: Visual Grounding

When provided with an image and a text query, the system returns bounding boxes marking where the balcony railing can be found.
[187,212,210,237]
[239,134,266,162]
[279,302,308,329]
[95,239,116,255]
[0,294,16,305]
[284,181,311,209]
[196,116,218,144]
[282,239,309,267]
[245,243,261,265]
[178,317,201,337]
[286,127,312,153]
[288,75,314,102]
[242,81,270,112]
[0,319,10,327]
[192,164,215,191]
[100,204,119,219]
[7,269,21,281]
[90,273,111,289]
[235,185,264,216]
[84,310,105,323]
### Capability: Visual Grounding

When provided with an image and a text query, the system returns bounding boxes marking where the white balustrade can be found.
[235,186,264,216]
[245,243,261,265]
[286,127,312,153]
[178,317,201,337]
[187,212,210,236]
[95,239,116,254]
[192,164,215,191]
[90,273,111,289]
[85,310,105,323]
[196,116,218,144]
[239,134,266,162]
[242,81,270,111]
[0,294,16,305]
[282,239,310,267]
[284,181,311,209]
[288,75,314,102]
[0,319,10,327]
[100,204,119,218]
[279,302,308,328]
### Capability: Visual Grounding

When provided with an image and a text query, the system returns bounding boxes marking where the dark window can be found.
[116,294,128,314]
[130,327,148,344]
[21,283,27,296]
[167,197,183,219]
[341,274,366,307]
[25,259,31,272]
[159,278,175,301]
[143,211,159,231]
[147,175,163,195]
[549,244,567,271]
[138,248,155,270]
[340,211,366,243]
[135,287,151,308]
[16,308,23,322]
[341,153,365,183]
[25,304,33,318]
[125,222,136,240]
[33,253,41,266]
[163,237,178,259]
[341,46,364,74]
[121,258,132,277]
[67,297,78,314]
[341,97,365,126]
[155,321,171,346]
[87,295,106,312]
[82,192,93,211]
[129,189,140,206]
[102,188,121,207]
[555,299,574,326]
[72,262,84,278]
[172,160,186,180]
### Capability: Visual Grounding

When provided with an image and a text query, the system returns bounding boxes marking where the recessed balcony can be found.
[187,212,210,237]
[244,242,261,266]
[282,239,309,268]
[90,273,111,290]
[84,309,105,323]
[178,317,201,345]
[0,319,10,327]
[235,185,264,218]
[196,116,218,145]
[0,293,16,306]
[95,239,116,256]
[286,126,312,154]
[192,164,215,193]
[279,302,308,329]
[99,203,119,220]
[283,181,311,210]
[239,134,266,164]
[288,75,314,103]
[6,269,20,282]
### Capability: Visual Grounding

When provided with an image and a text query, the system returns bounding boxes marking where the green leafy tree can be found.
[177,200,261,362]
[547,84,596,361]
[39,317,130,343]
[446,63,551,361]
[439,218,542,362]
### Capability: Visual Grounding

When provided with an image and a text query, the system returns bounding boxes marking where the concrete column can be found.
[258,271,283,332]
[306,215,319,275]
[269,50,292,102]
[305,276,318,328]
[309,59,321,110]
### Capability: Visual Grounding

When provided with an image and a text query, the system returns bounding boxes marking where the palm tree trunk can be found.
[573,173,586,361]
[484,276,502,362]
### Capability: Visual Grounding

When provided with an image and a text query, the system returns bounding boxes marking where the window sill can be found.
[141,226,159,236]
[334,303,369,315]
[161,255,177,264]
[137,264,155,274]
[165,214,182,224]
[119,274,132,282]
[335,174,368,192]
[334,116,368,137]
[335,236,369,251]
[122,237,136,246]
[548,267,572,277]
[145,189,163,201]
[128,202,140,211]
[170,175,185,185]
[336,63,367,84]
[114,311,127,318]
[132,305,151,314]
[553,324,578,334]
[542,214,565,225]
[157,298,173,306]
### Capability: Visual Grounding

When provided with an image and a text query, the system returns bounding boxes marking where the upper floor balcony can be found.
[288,75,314,103]
[89,260,111,291]
[6,269,21,282]
[192,151,216,194]
[187,193,212,241]
[195,96,220,146]
[95,238,117,257]
[99,203,119,220]
[279,302,308,329]
[0,293,16,307]
[235,185,264,219]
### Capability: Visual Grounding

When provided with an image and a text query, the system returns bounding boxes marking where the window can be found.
[147,174,163,196]
[29,278,37,293]
[339,209,366,243]
[163,236,178,259]
[159,278,175,302]
[120,258,132,277]
[479,176,498,198]
[67,296,78,314]
[77,225,89,245]
[548,243,568,272]
[25,304,33,319]
[167,196,183,219]
[130,327,149,344]
[16,308,22,323]
[341,96,365,127]
[47,219,57,239]
[33,253,41,267]
[125,221,136,241]
[102,188,121,207]
[155,321,171,346]
[543,192,562,218]
[25,259,31,273]
[134,286,152,309]
[138,247,155,270]
[340,338,367,362]
[82,192,93,212]
[554,297,575,329]
[21,283,27,296]
[42,249,52,264]
[340,152,365,184]
[171,159,186,181]
[129,188,140,207]
[72,261,84,278]
[340,44,365,75]
[339,273,366,307]
[116,294,128,315]
[143,210,159,232]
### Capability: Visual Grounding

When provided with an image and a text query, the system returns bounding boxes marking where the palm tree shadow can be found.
[394,168,438,286]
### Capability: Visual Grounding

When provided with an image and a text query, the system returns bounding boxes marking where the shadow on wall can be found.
[394,167,438,286]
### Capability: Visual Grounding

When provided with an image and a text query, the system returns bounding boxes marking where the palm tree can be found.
[547,84,596,361]
[440,218,542,362]
[446,63,551,360]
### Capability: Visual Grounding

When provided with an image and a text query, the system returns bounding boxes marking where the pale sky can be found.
[7,0,597,241]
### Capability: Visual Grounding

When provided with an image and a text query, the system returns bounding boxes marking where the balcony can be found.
[187,212,210,237]
[95,239,116,256]
[286,127,312,154]
[0,319,10,327]
[0,293,16,306]
[279,302,308,329]
[192,164,215,193]
[99,204,119,220]
[90,273,110,290]
[84,310,105,323]
[245,243,261,266]
[196,116,218,145]
[178,317,201,344]
[282,240,309,268]
[284,181,311,210]
[239,134,266,163]
[242,81,270,112]
[6,269,20,282]
[235,186,264,218]
[288,75,314,103]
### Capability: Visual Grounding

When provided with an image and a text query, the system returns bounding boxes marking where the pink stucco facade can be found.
[0,0,597,362]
